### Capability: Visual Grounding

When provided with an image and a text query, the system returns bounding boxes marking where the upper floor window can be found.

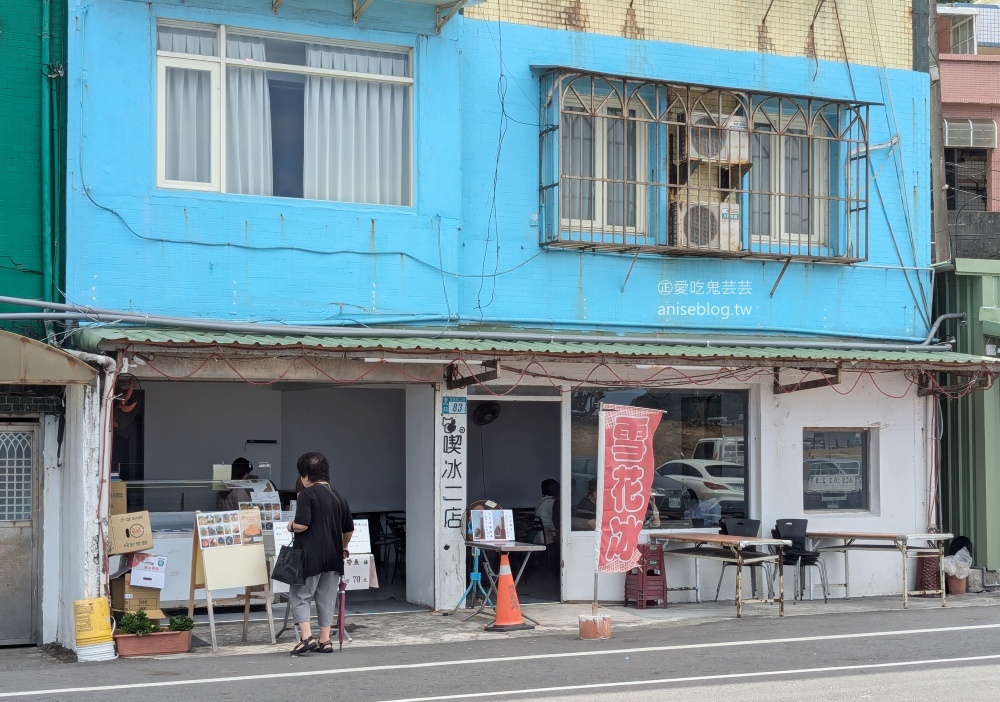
[951,16,977,55]
[538,69,869,262]
[156,22,413,206]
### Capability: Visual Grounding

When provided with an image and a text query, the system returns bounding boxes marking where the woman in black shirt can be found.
[287,452,354,655]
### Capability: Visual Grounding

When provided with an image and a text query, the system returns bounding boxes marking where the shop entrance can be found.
[0,425,38,645]
[466,395,562,603]
[117,381,426,614]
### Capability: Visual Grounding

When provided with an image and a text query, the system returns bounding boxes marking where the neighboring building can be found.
[0,0,66,334]
[11,0,997,648]
[934,3,1000,569]
[0,0,101,650]
[939,3,1000,255]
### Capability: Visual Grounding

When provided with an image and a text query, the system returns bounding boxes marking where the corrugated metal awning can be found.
[72,327,1000,373]
[944,118,997,148]
[0,330,98,385]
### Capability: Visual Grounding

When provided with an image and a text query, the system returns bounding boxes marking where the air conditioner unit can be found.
[676,113,751,164]
[671,202,743,251]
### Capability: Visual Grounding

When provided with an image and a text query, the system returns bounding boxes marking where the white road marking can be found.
[2,622,1000,698]
[375,654,1000,702]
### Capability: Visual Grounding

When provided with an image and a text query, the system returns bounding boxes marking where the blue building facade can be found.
[52,1,1000,624]
[65,0,932,342]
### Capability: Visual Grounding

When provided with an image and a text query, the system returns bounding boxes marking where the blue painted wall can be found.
[65,0,932,341]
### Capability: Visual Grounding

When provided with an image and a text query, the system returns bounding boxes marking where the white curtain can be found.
[303,45,410,205]
[157,25,217,56]
[160,27,216,183]
[226,36,273,196]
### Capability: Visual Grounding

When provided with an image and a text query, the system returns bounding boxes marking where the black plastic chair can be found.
[714,518,772,602]
[772,518,829,603]
[385,514,406,584]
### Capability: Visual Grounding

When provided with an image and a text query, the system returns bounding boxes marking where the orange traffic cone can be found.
[485,554,533,632]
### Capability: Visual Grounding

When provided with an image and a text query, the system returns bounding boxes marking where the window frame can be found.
[558,89,649,237]
[802,428,873,513]
[156,55,222,192]
[568,387,749,532]
[951,15,977,55]
[154,21,415,206]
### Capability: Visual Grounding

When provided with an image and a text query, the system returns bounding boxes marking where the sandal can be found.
[316,640,334,653]
[290,636,317,656]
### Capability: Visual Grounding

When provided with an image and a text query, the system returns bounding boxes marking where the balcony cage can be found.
[538,68,870,263]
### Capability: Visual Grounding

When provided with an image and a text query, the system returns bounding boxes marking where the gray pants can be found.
[288,571,342,628]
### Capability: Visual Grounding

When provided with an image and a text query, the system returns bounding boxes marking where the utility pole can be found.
[929,0,952,263]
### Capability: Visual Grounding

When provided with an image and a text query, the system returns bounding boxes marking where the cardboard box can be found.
[109,482,128,516]
[342,554,374,591]
[128,553,168,590]
[107,511,154,555]
[110,573,166,620]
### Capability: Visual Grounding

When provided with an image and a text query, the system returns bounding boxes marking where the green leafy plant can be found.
[117,610,160,636]
[167,615,195,632]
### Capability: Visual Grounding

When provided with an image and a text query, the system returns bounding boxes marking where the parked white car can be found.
[654,459,746,511]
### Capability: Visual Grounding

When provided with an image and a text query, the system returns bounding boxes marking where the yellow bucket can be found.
[74,597,114,645]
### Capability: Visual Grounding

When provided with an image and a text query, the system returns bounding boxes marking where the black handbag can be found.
[272,538,305,586]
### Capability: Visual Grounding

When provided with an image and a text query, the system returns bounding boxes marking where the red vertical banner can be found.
[596,404,662,572]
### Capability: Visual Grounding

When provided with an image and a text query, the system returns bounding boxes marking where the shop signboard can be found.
[596,404,663,572]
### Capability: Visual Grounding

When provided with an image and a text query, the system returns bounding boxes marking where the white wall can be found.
[43,383,104,648]
[405,386,435,607]
[143,381,283,484]
[281,387,406,511]
[562,370,930,602]
[466,400,561,509]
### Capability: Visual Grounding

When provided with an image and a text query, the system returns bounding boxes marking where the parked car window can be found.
[803,429,871,512]
[704,463,744,479]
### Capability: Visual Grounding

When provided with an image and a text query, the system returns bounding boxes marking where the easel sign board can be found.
[189,509,275,650]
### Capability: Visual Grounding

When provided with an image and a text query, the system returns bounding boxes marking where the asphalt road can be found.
[4,606,1000,701]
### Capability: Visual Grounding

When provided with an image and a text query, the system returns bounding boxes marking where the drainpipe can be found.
[40,0,54,304]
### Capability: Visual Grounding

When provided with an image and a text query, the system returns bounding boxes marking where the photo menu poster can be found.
[239,507,264,545]
[195,511,243,550]
[230,479,281,531]
[239,501,282,532]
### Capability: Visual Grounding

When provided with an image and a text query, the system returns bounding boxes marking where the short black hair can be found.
[587,478,598,494]
[541,478,560,497]
[296,452,330,483]
[231,457,253,480]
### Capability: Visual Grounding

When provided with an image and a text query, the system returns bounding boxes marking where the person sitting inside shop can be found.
[534,478,560,545]
[217,457,254,511]
[572,478,660,530]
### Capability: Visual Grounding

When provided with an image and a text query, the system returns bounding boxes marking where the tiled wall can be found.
[465,0,913,69]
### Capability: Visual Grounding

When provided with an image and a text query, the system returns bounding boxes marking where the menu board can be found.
[195,508,262,549]
[230,479,282,531]
[469,509,515,542]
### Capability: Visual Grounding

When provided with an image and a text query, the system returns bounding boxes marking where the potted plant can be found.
[113,611,194,657]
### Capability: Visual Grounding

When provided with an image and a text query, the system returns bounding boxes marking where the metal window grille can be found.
[0,432,32,521]
[539,69,870,262]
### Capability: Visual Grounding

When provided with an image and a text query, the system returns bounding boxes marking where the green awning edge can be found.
[71,327,1000,372]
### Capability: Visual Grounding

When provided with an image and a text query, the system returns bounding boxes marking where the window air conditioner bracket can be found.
[353,0,375,22]
[445,360,499,390]
[436,0,468,33]
[773,367,841,394]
